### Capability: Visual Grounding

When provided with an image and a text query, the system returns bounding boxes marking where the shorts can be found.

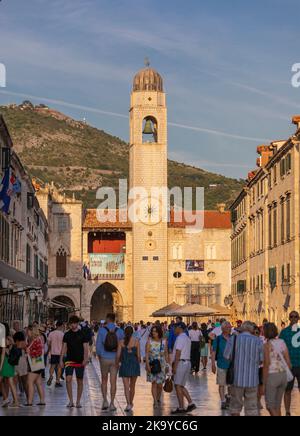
[216,367,228,386]
[174,360,191,387]
[99,358,118,378]
[265,372,287,409]
[286,367,300,392]
[65,366,85,379]
[50,355,60,365]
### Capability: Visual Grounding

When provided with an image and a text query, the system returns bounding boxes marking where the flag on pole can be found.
[0,168,13,213]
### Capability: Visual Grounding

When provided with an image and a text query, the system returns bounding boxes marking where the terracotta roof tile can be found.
[83,209,231,230]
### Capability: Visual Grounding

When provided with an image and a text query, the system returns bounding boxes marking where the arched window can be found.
[142,116,158,143]
[56,247,67,278]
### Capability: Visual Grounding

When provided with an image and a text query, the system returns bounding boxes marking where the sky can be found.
[0,0,300,178]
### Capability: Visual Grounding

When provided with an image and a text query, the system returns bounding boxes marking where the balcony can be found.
[88,253,125,280]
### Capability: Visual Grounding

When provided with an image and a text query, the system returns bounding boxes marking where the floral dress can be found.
[146,339,167,385]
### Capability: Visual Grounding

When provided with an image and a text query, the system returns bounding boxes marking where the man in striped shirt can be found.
[224,321,263,416]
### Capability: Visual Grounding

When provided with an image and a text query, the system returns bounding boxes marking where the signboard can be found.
[185,260,204,272]
[89,254,125,280]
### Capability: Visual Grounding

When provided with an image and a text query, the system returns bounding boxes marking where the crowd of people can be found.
[0,311,300,416]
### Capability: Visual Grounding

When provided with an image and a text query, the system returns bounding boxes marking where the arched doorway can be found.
[49,296,76,323]
[90,283,123,322]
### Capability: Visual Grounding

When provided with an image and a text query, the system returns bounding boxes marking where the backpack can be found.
[104,327,119,352]
[8,345,22,366]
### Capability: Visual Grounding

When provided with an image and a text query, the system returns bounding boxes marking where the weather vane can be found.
[144,57,150,67]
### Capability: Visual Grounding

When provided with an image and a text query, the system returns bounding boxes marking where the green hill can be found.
[0,102,244,209]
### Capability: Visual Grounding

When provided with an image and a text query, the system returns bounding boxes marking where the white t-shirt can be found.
[211,326,222,337]
[189,329,202,342]
[173,332,191,361]
[0,323,6,348]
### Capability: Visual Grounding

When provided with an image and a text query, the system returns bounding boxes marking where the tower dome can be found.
[133,66,163,92]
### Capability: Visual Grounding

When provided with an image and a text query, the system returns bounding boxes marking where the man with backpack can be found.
[96,313,124,411]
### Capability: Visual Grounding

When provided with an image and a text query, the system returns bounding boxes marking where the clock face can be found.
[137,197,162,225]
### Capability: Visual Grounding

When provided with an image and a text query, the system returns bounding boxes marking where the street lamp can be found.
[29,289,36,301]
[282,279,290,295]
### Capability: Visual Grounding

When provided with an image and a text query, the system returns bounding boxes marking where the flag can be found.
[0,168,13,213]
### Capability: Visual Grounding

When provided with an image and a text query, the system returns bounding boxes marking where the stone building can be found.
[78,67,232,322]
[230,116,300,325]
[0,115,49,326]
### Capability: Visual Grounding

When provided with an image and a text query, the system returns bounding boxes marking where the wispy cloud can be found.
[0,89,271,143]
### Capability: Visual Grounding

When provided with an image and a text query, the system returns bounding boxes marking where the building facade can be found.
[230,116,300,325]
[0,116,49,327]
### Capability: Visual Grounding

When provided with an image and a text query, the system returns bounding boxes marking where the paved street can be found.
[1,358,300,416]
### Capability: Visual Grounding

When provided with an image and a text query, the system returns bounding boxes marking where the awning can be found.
[151,302,181,317]
[0,260,43,288]
[210,304,232,317]
[166,303,218,317]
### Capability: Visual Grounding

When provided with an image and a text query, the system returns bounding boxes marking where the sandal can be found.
[76,404,82,409]
[171,408,187,414]
[67,403,74,408]
[37,403,46,406]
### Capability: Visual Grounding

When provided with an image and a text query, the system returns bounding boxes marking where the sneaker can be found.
[171,408,187,414]
[124,405,132,412]
[102,400,109,410]
[2,400,10,408]
[187,403,197,412]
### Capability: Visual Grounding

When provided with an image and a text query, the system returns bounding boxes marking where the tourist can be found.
[211,321,232,410]
[224,321,263,416]
[200,323,210,370]
[26,325,46,407]
[0,323,19,408]
[60,316,89,408]
[146,324,170,408]
[13,331,28,400]
[279,311,300,416]
[263,322,291,416]
[171,322,196,414]
[168,316,185,354]
[138,323,150,362]
[189,322,202,374]
[47,320,64,387]
[96,313,124,412]
[116,325,141,412]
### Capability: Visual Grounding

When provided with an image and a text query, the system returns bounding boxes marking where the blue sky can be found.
[0,0,299,178]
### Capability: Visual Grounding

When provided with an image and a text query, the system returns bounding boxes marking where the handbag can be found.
[226,335,237,385]
[27,339,45,372]
[163,377,173,393]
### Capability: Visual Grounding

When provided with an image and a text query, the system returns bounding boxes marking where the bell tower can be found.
[129,62,168,321]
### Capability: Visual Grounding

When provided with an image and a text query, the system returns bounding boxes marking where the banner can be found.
[89,254,125,279]
[185,260,204,272]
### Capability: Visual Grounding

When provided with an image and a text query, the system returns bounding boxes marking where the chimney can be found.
[256,145,272,167]
[292,115,300,130]
[217,203,226,213]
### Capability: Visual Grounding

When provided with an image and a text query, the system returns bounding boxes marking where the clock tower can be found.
[129,63,168,321]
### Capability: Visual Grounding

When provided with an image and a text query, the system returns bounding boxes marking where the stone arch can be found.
[49,295,76,322]
[90,282,124,322]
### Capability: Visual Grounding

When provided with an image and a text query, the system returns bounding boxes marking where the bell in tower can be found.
[142,117,157,143]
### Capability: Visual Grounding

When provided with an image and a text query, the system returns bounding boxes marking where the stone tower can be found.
[129,64,168,321]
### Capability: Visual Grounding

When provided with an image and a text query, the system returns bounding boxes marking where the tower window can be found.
[142,256,148,261]
[142,117,158,143]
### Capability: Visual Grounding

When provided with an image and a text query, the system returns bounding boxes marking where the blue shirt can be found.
[96,323,124,360]
[224,332,263,388]
[213,334,231,370]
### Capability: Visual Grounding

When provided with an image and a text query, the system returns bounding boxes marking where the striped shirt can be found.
[224,332,263,388]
